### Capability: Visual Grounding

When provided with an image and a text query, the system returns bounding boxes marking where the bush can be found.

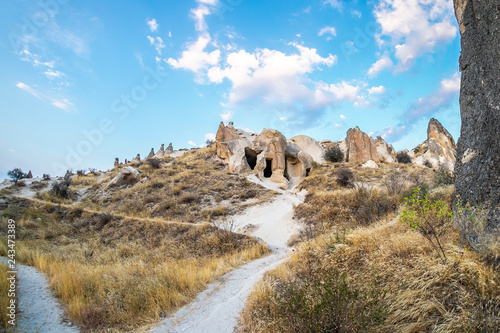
[50,171,72,198]
[383,169,406,195]
[147,159,161,169]
[336,168,354,187]
[7,168,25,184]
[77,169,86,177]
[269,269,387,332]
[42,174,51,181]
[423,160,433,168]
[396,152,412,164]
[88,168,97,175]
[433,169,454,186]
[324,146,344,163]
[400,188,452,264]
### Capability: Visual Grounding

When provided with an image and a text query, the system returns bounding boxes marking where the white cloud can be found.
[374,0,457,71]
[351,10,362,18]
[146,18,158,32]
[44,69,64,79]
[219,110,233,121]
[367,55,393,77]
[52,98,75,111]
[135,52,144,68]
[368,85,386,95]
[191,5,213,32]
[147,36,165,55]
[16,82,41,98]
[317,81,360,101]
[167,34,220,77]
[188,140,197,146]
[340,114,346,119]
[208,44,336,106]
[323,0,342,10]
[406,72,460,119]
[318,26,337,37]
[16,82,76,112]
[197,0,218,4]
[204,133,216,141]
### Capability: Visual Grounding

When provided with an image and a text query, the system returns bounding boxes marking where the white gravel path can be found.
[150,182,305,333]
[0,257,79,332]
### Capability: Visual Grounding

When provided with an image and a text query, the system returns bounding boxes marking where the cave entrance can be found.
[264,159,273,178]
[245,148,258,170]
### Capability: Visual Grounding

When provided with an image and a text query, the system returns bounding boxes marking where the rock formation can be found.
[410,118,456,171]
[165,143,174,155]
[114,158,119,168]
[342,127,379,163]
[375,136,397,163]
[146,148,154,159]
[131,154,140,163]
[154,144,165,158]
[215,122,315,189]
[453,0,500,250]
[107,166,139,187]
[26,170,33,178]
[290,135,325,163]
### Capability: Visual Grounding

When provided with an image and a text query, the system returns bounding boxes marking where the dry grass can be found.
[0,197,268,332]
[241,187,500,332]
[0,263,15,331]
[80,146,274,222]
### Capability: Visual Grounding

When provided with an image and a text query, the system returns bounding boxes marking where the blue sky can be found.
[0,0,461,179]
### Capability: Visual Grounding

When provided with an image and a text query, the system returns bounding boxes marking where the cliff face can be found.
[453,0,500,250]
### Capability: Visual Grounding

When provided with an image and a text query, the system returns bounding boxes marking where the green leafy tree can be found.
[7,168,25,184]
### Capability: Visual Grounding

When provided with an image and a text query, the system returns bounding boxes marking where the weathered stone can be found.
[165,143,174,155]
[107,166,139,187]
[453,0,500,250]
[26,170,33,178]
[343,127,379,163]
[131,154,140,163]
[375,136,397,163]
[411,118,456,171]
[114,158,119,168]
[146,148,154,159]
[290,135,325,163]
[154,144,165,158]
[253,129,288,187]
[362,160,379,169]
[285,143,313,187]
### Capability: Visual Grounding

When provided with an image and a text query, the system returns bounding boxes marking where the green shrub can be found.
[7,168,24,184]
[433,169,454,186]
[324,146,344,163]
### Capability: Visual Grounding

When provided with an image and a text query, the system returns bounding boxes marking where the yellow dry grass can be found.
[0,197,268,332]
[0,263,15,332]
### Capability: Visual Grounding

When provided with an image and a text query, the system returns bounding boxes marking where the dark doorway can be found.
[264,159,273,178]
[245,148,257,170]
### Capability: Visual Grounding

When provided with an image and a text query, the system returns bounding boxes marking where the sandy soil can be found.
[0,257,79,332]
[149,179,305,332]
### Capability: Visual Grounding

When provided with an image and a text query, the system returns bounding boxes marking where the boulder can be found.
[165,143,174,155]
[342,127,379,163]
[453,0,500,250]
[154,144,165,158]
[362,160,379,169]
[285,143,313,187]
[146,148,154,159]
[289,135,325,163]
[107,166,140,187]
[411,118,456,171]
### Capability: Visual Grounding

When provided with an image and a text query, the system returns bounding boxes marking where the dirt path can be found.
[149,185,305,333]
[0,258,79,332]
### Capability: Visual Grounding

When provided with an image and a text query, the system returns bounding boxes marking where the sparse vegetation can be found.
[146,158,162,169]
[76,169,86,177]
[0,263,15,331]
[0,197,268,331]
[335,167,354,187]
[382,169,406,195]
[50,171,72,199]
[433,168,454,186]
[323,146,344,163]
[7,168,24,184]
[396,152,412,164]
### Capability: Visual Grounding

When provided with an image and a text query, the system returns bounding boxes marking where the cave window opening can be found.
[306,168,311,177]
[245,149,257,170]
[284,159,290,181]
[264,159,273,178]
